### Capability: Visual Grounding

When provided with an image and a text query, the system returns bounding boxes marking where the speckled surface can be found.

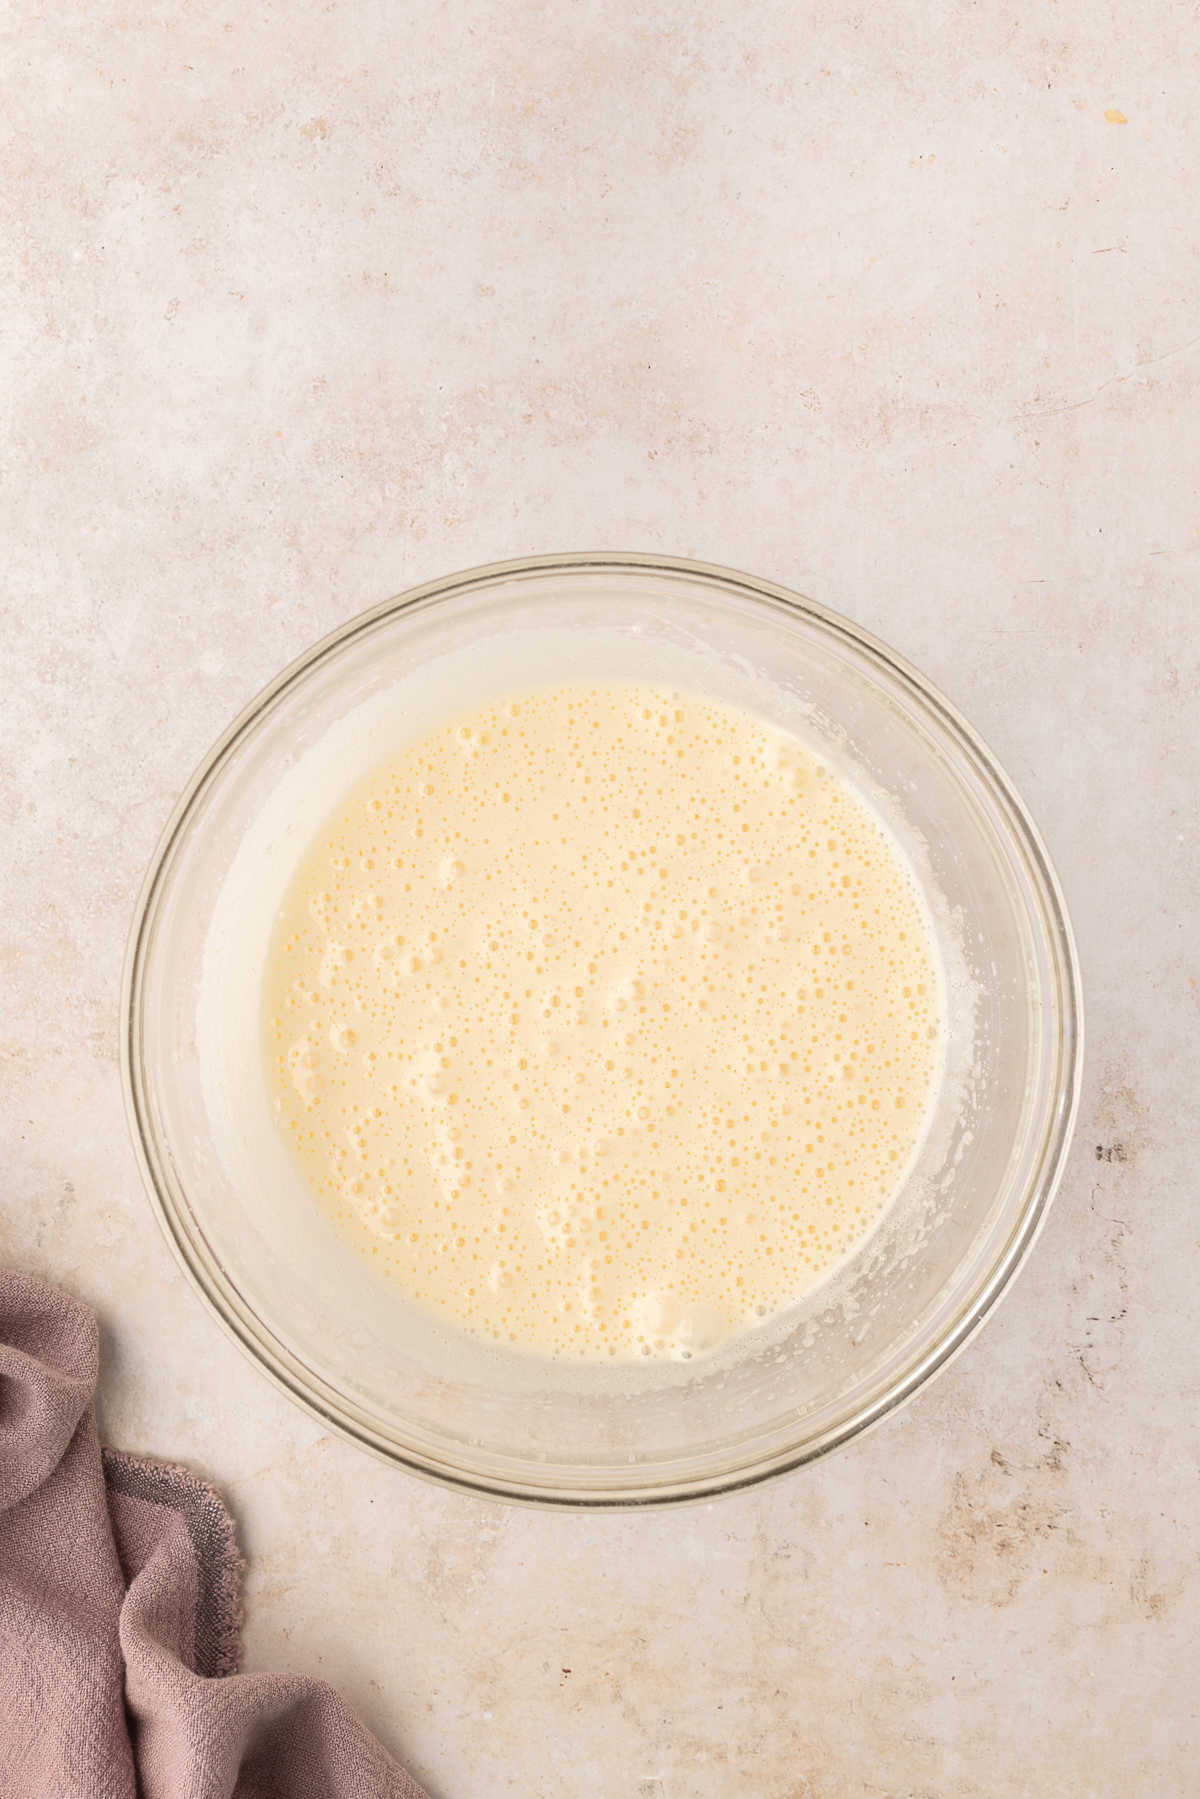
[3,4,1198,1794]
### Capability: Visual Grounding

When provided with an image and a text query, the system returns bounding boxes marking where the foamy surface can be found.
[264,683,942,1359]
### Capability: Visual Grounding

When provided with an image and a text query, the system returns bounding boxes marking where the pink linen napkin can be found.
[0,1267,430,1799]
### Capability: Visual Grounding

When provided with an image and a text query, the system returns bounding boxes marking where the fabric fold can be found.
[0,1268,428,1799]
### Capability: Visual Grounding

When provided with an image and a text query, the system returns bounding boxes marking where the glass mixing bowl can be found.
[122,554,1082,1506]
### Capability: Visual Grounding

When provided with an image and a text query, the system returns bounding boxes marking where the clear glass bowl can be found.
[122,555,1082,1506]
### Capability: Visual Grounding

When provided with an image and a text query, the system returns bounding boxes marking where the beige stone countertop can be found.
[3,3,1197,1794]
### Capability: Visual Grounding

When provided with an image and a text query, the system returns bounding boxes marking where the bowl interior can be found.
[126,558,1079,1503]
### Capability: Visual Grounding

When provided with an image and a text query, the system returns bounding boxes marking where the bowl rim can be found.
[121,551,1084,1507]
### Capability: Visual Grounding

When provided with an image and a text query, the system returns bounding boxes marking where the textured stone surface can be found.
[2,4,1197,1794]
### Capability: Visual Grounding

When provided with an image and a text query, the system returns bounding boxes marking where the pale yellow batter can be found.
[264,684,942,1359]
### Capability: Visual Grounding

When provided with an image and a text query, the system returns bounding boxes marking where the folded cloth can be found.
[0,1268,429,1799]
